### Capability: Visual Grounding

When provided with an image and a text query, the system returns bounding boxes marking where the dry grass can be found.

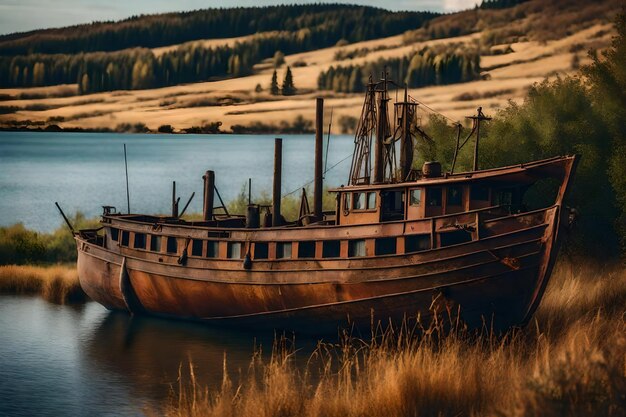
[0,21,614,133]
[167,261,626,417]
[0,264,87,304]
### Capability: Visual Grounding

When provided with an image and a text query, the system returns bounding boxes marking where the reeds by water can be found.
[167,261,626,417]
[0,264,87,304]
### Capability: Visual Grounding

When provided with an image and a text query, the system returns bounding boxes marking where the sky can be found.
[0,0,481,36]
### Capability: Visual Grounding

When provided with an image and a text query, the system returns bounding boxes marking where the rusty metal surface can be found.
[75,200,565,332]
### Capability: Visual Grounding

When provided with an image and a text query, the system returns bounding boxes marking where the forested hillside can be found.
[0,5,436,55]
[0,5,437,93]
[0,0,620,137]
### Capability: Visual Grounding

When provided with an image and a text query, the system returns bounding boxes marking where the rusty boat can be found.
[71,77,578,333]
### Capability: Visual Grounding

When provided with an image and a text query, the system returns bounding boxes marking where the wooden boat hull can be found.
[76,205,563,333]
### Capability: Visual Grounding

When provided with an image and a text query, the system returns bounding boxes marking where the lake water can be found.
[0,132,354,232]
[0,296,320,416]
[0,131,353,415]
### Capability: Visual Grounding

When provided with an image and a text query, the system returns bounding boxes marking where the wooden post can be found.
[203,170,215,221]
[272,138,283,226]
[171,181,178,217]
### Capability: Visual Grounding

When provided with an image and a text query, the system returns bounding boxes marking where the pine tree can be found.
[282,66,296,96]
[270,70,279,95]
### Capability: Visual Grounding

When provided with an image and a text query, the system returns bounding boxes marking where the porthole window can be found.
[470,184,489,201]
[405,234,431,253]
[375,237,396,256]
[353,192,366,210]
[447,186,463,206]
[227,242,242,259]
[150,235,161,252]
[121,231,130,247]
[348,239,366,257]
[191,239,203,257]
[367,192,377,209]
[166,237,177,254]
[426,188,442,207]
[409,189,422,206]
[298,241,316,258]
[277,242,292,259]
[322,240,341,258]
[254,242,268,259]
[343,193,351,212]
[206,241,219,258]
[133,233,146,249]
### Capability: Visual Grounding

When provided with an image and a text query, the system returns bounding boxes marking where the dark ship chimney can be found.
[314,97,324,221]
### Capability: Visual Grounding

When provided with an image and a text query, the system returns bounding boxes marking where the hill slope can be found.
[0,0,620,133]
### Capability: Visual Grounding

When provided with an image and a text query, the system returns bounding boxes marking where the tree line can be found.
[0,5,437,56]
[317,46,480,93]
[0,6,438,94]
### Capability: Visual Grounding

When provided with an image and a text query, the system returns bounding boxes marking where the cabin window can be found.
[409,189,422,206]
[343,193,351,212]
[322,240,341,258]
[191,239,203,257]
[150,235,161,252]
[375,237,396,256]
[381,190,405,222]
[405,234,431,253]
[121,231,130,247]
[495,188,514,207]
[348,239,366,257]
[440,230,472,247]
[254,242,268,259]
[166,237,177,254]
[298,241,316,259]
[426,188,442,207]
[206,241,219,258]
[353,192,366,210]
[133,233,146,249]
[471,184,489,201]
[227,242,242,259]
[277,242,292,259]
[110,227,119,241]
[447,186,463,206]
[367,192,377,209]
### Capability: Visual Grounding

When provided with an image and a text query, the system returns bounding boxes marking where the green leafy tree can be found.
[583,11,626,252]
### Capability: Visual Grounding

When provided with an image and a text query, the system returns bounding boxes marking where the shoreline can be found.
[0,264,87,304]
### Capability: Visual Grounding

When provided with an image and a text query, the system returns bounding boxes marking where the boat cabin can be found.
[334,180,521,226]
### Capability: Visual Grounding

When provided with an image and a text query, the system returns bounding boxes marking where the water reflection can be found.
[0,297,320,416]
[84,311,284,399]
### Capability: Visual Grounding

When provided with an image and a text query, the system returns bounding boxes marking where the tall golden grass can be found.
[0,264,86,304]
[166,261,626,417]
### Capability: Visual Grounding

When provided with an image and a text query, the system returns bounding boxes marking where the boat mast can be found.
[348,76,376,185]
[394,85,418,181]
[374,70,392,184]
[465,107,491,171]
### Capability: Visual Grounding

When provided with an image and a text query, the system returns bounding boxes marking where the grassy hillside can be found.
[0,0,620,133]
